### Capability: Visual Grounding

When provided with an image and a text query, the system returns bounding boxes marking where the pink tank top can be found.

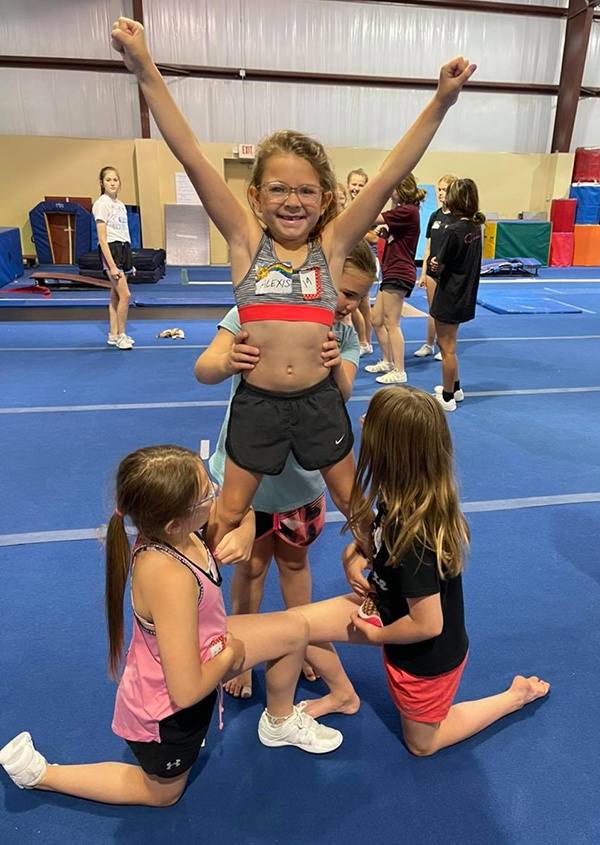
[112,534,227,743]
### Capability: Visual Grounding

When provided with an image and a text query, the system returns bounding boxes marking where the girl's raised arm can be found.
[329,57,476,260]
[111,17,257,249]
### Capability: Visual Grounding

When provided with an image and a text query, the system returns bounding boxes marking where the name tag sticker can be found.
[255,262,293,296]
[300,267,322,300]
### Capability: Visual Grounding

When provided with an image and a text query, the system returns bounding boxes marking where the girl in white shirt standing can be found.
[92,167,134,350]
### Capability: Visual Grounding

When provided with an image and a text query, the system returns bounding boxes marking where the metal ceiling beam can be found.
[551,0,599,152]
[337,0,568,17]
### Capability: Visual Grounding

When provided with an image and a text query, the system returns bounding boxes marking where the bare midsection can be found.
[241,320,330,391]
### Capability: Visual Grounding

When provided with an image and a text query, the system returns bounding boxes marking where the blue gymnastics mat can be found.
[477,292,582,314]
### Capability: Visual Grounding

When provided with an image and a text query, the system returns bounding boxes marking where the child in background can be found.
[195,242,377,699]
[365,173,425,384]
[415,172,459,360]
[296,387,550,750]
[0,446,346,807]
[336,182,350,211]
[346,168,376,355]
[92,166,134,351]
[429,178,485,411]
[111,16,475,558]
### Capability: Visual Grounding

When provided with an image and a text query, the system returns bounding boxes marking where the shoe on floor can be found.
[414,343,434,358]
[0,732,48,789]
[434,385,464,402]
[433,391,457,412]
[375,369,407,384]
[258,705,342,754]
[107,334,119,346]
[434,351,443,361]
[359,343,374,356]
[358,595,383,628]
[116,334,133,350]
[365,359,393,374]
[122,333,135,345]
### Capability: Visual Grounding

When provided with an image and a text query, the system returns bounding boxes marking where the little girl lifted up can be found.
[111,17,476,555]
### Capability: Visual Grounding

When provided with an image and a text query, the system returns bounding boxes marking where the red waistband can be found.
[238,303,334,327]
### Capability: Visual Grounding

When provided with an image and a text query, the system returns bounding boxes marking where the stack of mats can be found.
[549,199,576,267]
[573,147,600,183]
[568,183,600,266]
[78,249,167,283]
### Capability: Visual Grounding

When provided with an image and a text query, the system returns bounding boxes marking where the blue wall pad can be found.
[91,207,141,250]
[0,227,23,287]
[477,292,582,314]
[29,201,92,263]
[570,184,600,224]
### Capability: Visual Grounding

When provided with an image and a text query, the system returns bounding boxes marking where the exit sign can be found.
[239,144,256,159]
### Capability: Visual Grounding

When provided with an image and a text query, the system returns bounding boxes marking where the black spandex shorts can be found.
[125,690,217,779]
[226,373,354,475]
[380,278,414,298]
[99,241,133,275]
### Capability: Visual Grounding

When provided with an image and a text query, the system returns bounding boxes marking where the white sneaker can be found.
[376,369,407,384]
[0,732,48,789]
[116,334,133,350]
[359,343,373,356]
[107,334,119,346]
[258,706,342,754]
[122,333,135,345]
[434,385,464,402]
[365,360,393,374]
[434,351,443,361]
[414,343,434,358]
[433,391,457,412]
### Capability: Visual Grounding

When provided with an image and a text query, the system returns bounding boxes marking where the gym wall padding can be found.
[573,225,600,266]
[483,221,497,259]
[573,148,600,183]
[550,199,577,233]
[569,185,600,225]
[29,201,92,264]
[0,227,23,287]
[493,220,551,266]
[549,233,574,267]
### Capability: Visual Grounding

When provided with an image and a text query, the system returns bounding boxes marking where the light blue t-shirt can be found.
[208,307,360,514]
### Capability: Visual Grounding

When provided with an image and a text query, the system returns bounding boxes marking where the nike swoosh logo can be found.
[335,435,345,445]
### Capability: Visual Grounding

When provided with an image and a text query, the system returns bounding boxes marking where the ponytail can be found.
[105,511,131,680]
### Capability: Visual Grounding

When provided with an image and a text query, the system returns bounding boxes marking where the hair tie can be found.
[114,507,124,518]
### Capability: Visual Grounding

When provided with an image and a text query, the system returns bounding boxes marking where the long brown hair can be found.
[105,445,202,680]
[348,387,469,578]
[344,238,377,278]
[395,173,426,206]
[248,130,336,240]
[445,178,486,225]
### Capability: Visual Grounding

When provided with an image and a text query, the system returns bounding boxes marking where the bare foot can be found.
[299,692,360,720]
[224,669,252,699]
[302,660,320,682]
[510,675,550,707]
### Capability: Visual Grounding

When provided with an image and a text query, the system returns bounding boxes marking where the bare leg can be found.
[273,536,317,681]
[371,292,391,363]
[114,274,131,335]
[435,321,460,393]
[351,308,367,345]
[224,534,273,698]
[36,762,189,807]
[207,457,262,551]
[108,287,120,336]
[401,675,550,757]
[425,276,437,347]
[358,295,373,346]
[381,289,406,373]
[321,452,373,557]
[227,610,309,718]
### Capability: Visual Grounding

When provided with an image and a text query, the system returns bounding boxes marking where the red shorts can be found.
[255,493,326,548]
[383,651,468,724]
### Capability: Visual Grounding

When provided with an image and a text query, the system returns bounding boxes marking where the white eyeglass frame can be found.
[259,181,324,205]
[187,481,218,512]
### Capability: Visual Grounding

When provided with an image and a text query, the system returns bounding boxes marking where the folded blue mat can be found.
[477,292,582,314]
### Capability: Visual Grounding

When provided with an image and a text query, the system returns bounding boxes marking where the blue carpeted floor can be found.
[1,276,599,844]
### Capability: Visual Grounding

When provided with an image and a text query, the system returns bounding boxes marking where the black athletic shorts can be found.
[125,690,217,779]
[226,373,354,475]
[98,241,133,275]
[380,278,414,298]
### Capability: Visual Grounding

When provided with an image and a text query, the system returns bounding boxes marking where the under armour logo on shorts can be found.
[166,759,181,770]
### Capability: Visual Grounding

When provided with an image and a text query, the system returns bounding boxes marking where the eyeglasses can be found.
[187,481,218,512]
[259,181,323,206]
